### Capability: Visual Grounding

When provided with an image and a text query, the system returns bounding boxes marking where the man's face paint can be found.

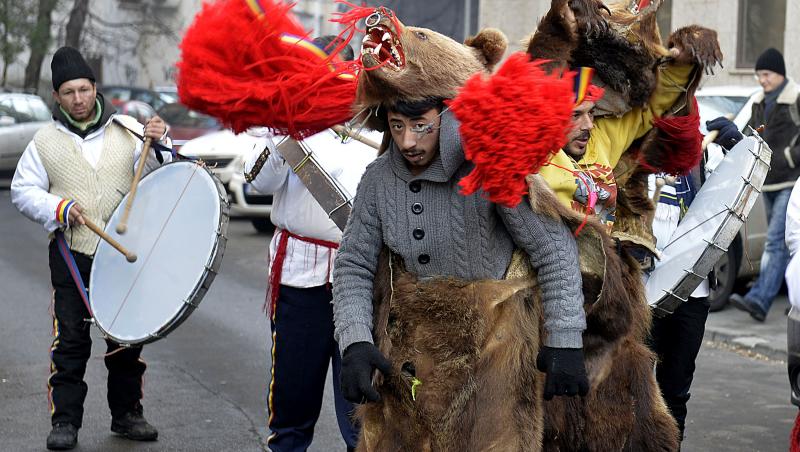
[388,108,441,175]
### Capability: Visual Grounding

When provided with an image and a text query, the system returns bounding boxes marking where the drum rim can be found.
[89,160,230,345]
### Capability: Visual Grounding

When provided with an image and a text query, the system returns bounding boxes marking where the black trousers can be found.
[648,296,710,439]
[47,240,146,428]
[267,285,358,452]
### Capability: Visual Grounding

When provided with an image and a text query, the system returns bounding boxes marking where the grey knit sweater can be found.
[332,110,585,352]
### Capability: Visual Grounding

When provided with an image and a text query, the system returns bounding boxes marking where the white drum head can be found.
[646,136,769,307]
[90,161,224,344]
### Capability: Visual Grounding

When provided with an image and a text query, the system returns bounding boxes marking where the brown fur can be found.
[526,176,679,451]
[358,251,544,451]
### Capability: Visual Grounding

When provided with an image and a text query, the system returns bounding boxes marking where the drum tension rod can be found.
[328,199,351,218]
[184,298,200,308]
[702,238,728,252]
[723,204,747,222]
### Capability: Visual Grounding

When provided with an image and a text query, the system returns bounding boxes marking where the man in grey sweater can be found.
[332,98,588,404]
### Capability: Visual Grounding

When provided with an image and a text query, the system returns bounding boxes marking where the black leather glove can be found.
[536,346,590,400]
[706,116,743,150]
[340,342,392,404]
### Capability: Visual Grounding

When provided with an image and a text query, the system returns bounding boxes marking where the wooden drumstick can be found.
[83,217,137,262]
[331,125,380,150]
[116,137,152,234]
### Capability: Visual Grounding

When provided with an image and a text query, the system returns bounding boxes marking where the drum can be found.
[646,134,771,316]
[90,161,229,345]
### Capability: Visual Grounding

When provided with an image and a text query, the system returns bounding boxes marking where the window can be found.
[737,0,786,68]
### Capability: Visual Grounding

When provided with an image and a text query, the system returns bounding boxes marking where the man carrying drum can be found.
[10,46,172,450]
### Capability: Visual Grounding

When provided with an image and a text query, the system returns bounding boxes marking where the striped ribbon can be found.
[54,199,75,225]
[54,231,93,316]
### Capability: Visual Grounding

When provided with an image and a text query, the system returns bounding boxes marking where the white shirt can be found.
[11,114,172,233]
[244,128,378,288]
[647,175,710,298]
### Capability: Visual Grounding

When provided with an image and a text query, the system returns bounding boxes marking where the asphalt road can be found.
[0,188,796,451]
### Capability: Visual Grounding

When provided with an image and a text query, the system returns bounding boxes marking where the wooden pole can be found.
[116,137,152,234]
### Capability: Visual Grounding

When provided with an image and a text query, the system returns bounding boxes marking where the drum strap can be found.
[265,228,339,317]
[54,231,94,317]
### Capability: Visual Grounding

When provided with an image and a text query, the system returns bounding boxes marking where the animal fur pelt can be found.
[357,177,680,452]
[527,175,680,452]
[359,249,544,451]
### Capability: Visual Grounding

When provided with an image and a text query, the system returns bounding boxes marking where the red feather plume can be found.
[639,97,703,175]
[177,0,358,139]
[449,52,575,207]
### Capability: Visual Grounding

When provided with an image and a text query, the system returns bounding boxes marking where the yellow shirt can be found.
[539,64,695,228]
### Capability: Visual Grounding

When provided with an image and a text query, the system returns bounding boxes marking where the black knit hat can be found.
[755,48,786,77]
[51,46,95,91]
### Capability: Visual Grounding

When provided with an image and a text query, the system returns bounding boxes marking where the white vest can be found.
[35,122,136,255]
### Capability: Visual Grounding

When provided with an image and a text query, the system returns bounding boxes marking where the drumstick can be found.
[116,137,152,234]
[83,217,137,263]
[332,125,380,150]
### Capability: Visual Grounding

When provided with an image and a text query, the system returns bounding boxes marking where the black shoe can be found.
[111,411,158,441]
[47,423,78,450]
[729,294,767,322]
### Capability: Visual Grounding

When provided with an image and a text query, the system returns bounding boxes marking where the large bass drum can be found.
[90,160,229,345]
[646,135,771,316]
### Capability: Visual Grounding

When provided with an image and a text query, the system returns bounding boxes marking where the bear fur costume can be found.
[526,0,722,260]
[349,4,680,451]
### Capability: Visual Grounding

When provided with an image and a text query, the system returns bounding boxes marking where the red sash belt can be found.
[266,228,339,317]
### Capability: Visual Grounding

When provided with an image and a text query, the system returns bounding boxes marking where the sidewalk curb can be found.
[704,327,787,361]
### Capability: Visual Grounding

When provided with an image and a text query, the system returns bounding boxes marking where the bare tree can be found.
[0,0,34,87]
[65,0,88,48]
[24,0,59,92]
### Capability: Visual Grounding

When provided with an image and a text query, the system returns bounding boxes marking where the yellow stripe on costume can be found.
[574,67,594,106]
[245,0,264,17]
[279,34,357,80]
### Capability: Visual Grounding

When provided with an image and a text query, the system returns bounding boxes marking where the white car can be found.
[695,85,767,310]
[0,93,51,186]
[178,129,272,231]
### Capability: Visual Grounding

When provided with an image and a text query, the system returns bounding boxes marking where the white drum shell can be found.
[90,161,229,344]
[646,136,772,316]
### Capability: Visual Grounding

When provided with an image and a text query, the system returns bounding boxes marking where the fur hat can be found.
[755,48,785,77]
[51,46,95,91]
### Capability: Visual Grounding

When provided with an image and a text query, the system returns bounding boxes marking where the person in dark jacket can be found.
[717,48,800,320]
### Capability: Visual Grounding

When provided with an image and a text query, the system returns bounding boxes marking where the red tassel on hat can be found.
[177,0,358,139]
[449,52,575,208]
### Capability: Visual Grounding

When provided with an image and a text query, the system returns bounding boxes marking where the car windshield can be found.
[0,95,51,123]
[696,95,749,123]
[158,103,220,129]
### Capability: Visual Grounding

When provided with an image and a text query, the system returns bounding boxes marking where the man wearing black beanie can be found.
[10,46,173,450]
[724,46,800,322]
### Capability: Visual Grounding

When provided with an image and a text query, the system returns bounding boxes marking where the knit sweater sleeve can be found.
[498,202,586,348]
[332,162,384,353]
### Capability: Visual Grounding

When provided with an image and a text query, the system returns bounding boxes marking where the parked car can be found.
[157,103,223,144]
[0,93,50,185]
[101,85,175,111]
[695,85,767,310]
[178,129,272,231]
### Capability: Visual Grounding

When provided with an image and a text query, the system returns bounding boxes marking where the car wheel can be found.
[251,218,274,234]
[708,238,742,312]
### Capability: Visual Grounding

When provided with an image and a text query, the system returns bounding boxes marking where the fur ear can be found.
[465,28,508,71]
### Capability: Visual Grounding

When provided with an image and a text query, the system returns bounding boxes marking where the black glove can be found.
[706,116,743,150]
[536,346,590,400]
[340,342,392,404]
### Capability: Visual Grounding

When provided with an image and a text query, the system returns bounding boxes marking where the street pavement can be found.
[0,188,797,451]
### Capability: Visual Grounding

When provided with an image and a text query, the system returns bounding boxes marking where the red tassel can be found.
[639,98,703,175]
[449,53,575,207]
[791,411,800,452]
[177,0,358,139]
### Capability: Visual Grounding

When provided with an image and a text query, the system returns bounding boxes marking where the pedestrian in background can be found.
[243,36,375,452]
[728,48,800,321]
[10,46,172,450]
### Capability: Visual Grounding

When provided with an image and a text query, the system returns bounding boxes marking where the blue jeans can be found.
[745,188,792,313]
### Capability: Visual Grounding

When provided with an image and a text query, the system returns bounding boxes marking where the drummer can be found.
[10,47,172,451]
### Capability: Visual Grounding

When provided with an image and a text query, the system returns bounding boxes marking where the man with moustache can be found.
[11,46,171,450]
